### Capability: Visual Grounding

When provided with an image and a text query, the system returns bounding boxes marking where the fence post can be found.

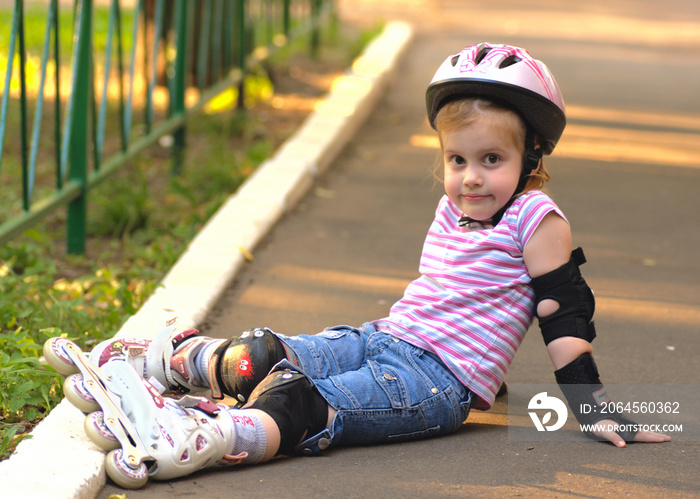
[66,0,93,255]
[16,0,29,212]
[310,0,322,59]
[170,0,188,175]
[283,0,291,37]
[52,0,62,189]
[234,0,246,109]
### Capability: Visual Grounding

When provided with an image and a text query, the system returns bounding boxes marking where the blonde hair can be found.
[433,98,551,194]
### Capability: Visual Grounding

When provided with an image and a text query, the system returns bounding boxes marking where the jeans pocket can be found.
[369,360,407,409]
[320,325,358,339]
[383,391,457,442]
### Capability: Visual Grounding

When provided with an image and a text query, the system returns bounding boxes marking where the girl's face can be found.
[442,114,523,223]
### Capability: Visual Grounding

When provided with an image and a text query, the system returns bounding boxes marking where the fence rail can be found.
[0,0,331,254]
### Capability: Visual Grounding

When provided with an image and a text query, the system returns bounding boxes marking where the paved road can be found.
[100,0,700,497]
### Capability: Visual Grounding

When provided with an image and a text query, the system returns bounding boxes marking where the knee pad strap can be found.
[531,247,597,345]
[248,369,328,456]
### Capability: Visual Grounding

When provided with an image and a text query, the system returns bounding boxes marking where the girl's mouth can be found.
[462,193,489,201]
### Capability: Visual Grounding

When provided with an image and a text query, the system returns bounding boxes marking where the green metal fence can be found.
[0,0,331,254]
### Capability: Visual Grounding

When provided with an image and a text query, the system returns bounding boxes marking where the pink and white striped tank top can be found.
[373,190,565,409]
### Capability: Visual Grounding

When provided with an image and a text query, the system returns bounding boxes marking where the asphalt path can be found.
[100,0,700,497]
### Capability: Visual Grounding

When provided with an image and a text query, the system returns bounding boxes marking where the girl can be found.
[78,42,671,486]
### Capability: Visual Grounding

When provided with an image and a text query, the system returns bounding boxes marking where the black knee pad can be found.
[208,327,291,402]
[531,247,597,345]
[248,369,328,456]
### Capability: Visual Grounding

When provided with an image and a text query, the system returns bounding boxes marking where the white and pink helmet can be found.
[426,43,566,154]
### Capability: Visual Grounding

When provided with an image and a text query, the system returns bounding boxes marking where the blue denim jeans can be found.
[276,323,475,454]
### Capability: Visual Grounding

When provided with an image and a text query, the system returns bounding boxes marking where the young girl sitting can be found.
[81,42,672,485]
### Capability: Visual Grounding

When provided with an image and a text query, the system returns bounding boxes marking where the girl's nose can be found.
[463,165,482,186]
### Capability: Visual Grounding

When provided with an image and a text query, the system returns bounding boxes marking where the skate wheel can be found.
[43,337,80,375]
[64,373,100,413]
[105,448,148,489]
[85,411,119,451]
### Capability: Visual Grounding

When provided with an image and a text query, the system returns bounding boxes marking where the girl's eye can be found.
[484,154,500,165]
[449,154,466,166]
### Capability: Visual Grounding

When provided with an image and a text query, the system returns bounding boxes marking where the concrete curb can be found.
[0,21,414,499]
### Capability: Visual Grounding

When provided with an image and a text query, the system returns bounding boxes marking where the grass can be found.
[0,14,376,460]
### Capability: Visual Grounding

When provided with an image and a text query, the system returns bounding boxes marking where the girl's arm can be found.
[522,212,591,369]
[523,212,670,446]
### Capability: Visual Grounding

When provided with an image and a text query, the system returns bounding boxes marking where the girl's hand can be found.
[593,419,672,447]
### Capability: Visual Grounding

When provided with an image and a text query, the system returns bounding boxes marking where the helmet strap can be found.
[458,128,542,228]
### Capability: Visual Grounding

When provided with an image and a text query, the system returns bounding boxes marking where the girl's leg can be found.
[205,323,371,403]
[185,324,370,403]
[230,325,374,459]
[276,324,371,379]
[244,330,474,457]
[296,332,475,453]
[247,408,281,462]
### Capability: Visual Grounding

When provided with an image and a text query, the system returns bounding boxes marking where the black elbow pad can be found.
[531,247,596,345]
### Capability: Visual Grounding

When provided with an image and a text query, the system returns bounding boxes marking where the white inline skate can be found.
[87,323,224,396]
[43,337,268,489]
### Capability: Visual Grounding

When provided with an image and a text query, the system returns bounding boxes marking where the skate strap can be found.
[147,376,166,394]
[169,339,204,390]
[170,329,200,350]
[209,339,234,400]
[125,346,147,375]
[176,395,222,416]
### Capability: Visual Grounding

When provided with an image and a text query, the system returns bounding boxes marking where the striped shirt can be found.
[373,190,565,410]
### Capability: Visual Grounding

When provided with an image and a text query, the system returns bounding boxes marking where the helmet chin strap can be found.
[458,129,542,228]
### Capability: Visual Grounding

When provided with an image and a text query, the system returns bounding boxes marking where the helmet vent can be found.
[475,46,492,65]
[499,55,521,69]
[450,55,460,67]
